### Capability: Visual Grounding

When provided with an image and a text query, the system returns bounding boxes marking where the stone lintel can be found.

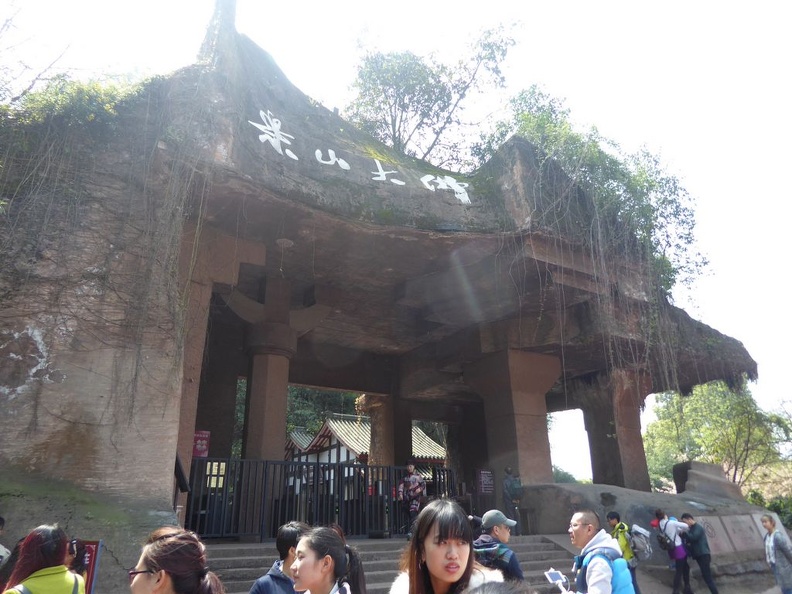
[289,344,395,394]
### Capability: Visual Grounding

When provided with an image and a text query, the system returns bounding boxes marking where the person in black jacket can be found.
[681,513,719,594]
[473,510,523,581]
[249,521,310,594]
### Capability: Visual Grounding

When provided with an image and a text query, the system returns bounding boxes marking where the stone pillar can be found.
[393,393,413,466]
[244,321,297,461]
[612,368,652,491]
[579,369,651,491]
[582,399,623,486]
[357,393,395,466]
[176,223,266,517]
[178,281,214,471]
[449,401,488,494]
[465,350,560,485]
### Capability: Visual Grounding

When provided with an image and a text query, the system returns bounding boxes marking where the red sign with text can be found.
[83,540,102,594]
[193,430,210,457]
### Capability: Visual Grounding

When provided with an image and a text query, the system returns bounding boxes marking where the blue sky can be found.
[4,0,789,479]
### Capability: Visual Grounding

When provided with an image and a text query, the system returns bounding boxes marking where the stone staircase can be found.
[207,536,574,594]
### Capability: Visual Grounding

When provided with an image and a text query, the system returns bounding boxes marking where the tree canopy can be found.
[344,26,514,170]
[644,382,792,492]
[346,31,705,292]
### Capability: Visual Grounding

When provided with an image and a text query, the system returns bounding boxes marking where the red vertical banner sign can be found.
[82,540,102,594]
[193,430,210,457]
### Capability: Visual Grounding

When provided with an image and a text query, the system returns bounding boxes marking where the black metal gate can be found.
[185,458,456,540]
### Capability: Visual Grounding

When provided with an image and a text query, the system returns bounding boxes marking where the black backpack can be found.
[656,522,674,551]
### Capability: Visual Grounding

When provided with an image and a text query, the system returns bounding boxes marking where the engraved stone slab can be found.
[696,515,735,555]
[721,513,766,551]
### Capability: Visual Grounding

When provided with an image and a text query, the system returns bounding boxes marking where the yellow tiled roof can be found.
[288,413,445,460]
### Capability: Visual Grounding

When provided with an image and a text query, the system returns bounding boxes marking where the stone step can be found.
[208,536,575,594]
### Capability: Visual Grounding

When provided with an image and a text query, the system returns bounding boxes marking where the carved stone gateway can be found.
[0,3,761,590]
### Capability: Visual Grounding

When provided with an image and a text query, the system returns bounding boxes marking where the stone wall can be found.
[0,90,192,504]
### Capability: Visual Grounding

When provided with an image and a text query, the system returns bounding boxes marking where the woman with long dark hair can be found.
[1,525,85,594]
[128,527,225,594]
[389,499,502,594]
[290,526,367,594]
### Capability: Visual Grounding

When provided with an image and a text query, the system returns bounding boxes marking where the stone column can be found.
[176,280,214,520]
[393,393,413,466]
[465,350,560,485]
[582,398,623,486]
[578,369,651,491]
[357,393,395,466]
[244,321,297,461]
[176,223,266,520]
[612,368,652,491]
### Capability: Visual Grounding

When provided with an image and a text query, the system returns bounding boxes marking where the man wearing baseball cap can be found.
[473,509,524,581]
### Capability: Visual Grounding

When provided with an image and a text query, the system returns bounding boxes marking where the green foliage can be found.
[746,488,766,507]
[345,26,514,169]
[766,495,792,530]
[346,51,448,156]
[644,382,792,491]
[3,74,132,128]
[553,465,578,483]
[476,84,705,292]
[231,378,247,458]
[286,385,359,435]
[416,420,447,448]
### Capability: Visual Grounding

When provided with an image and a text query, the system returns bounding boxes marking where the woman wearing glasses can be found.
[1,524,85,594]
[128,527,225,594]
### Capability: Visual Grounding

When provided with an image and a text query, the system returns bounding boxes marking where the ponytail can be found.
[197,570,225,594]
[342,543,367,594]
[300,528,368,594]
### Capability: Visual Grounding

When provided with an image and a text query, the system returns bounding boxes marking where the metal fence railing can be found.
[185,459,456,540]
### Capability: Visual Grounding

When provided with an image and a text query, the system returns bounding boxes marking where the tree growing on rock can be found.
[475,84,706,293]
[344,26,515,170]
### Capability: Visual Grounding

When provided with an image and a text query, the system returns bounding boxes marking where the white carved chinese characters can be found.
[249,108,471,204]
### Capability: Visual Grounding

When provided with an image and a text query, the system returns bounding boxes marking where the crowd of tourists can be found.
[0,498,789,594]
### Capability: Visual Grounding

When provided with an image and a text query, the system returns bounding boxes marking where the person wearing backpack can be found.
[655,509,693,594]
[569,510,635,593]
[606,512,641,594]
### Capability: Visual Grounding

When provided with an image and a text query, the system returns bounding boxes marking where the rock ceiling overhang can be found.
[158,30,756,406]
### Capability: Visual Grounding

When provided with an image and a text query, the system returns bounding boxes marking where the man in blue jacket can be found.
[473,509,524,581]
[249,521,310,594]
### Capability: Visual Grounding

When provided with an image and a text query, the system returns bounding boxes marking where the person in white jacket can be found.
[569,510,624,594]
[655,509,693,594]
